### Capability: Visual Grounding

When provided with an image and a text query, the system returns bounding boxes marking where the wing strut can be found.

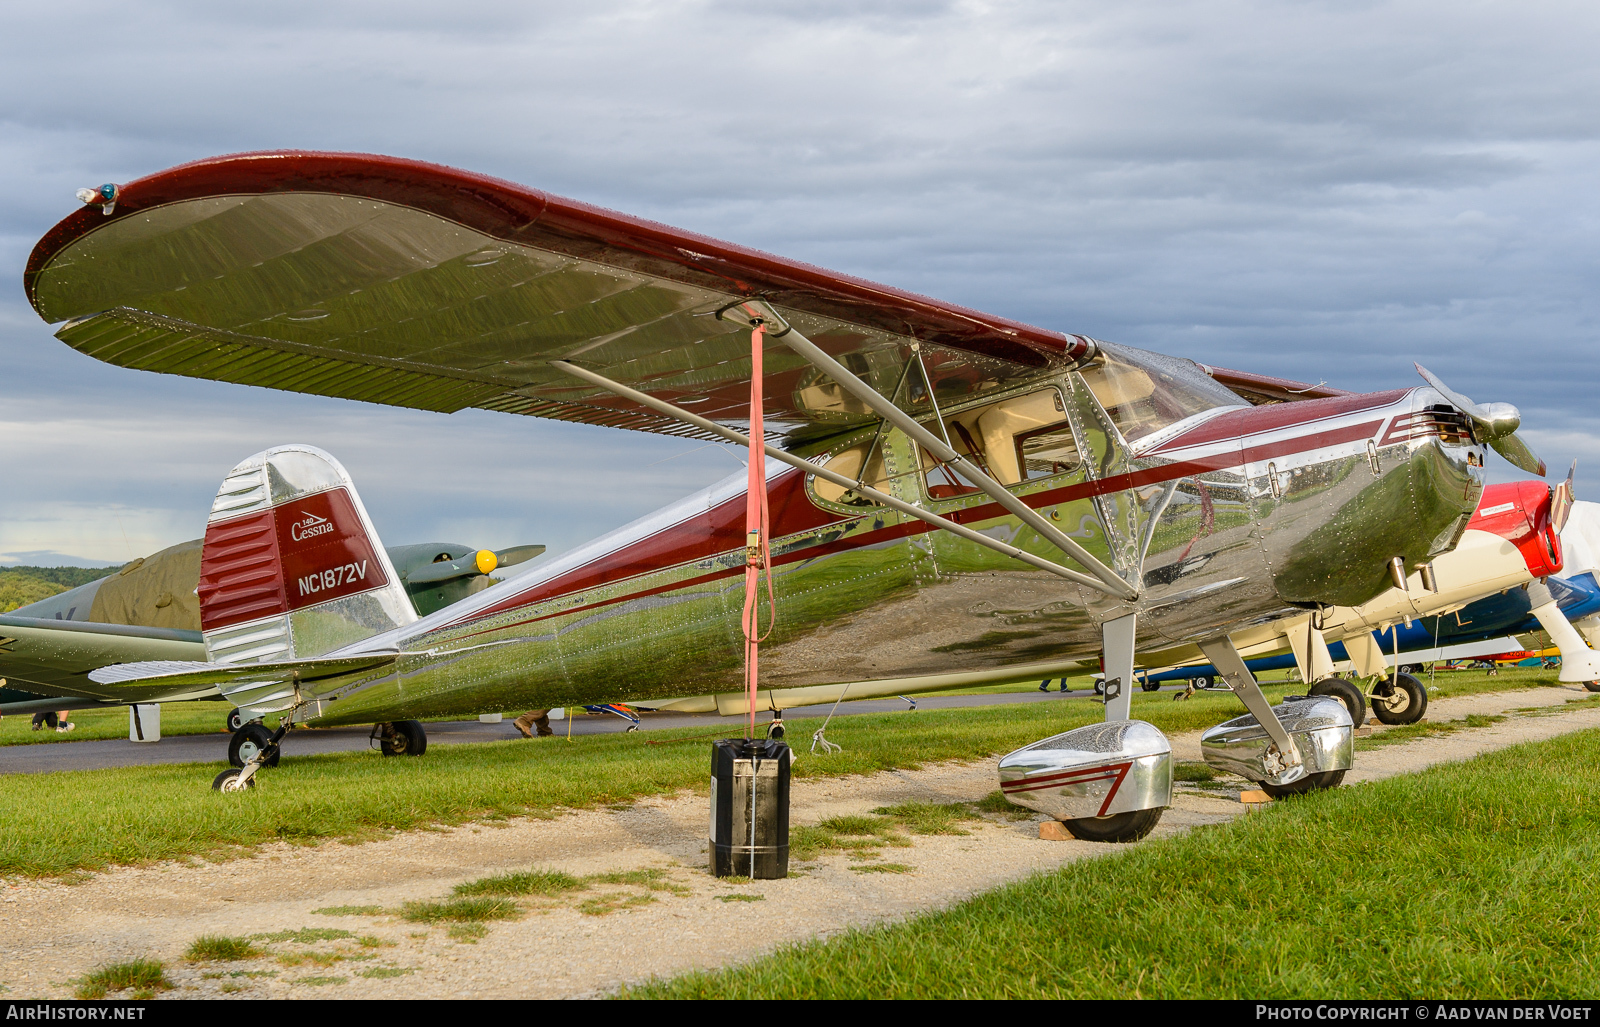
[717,301,1138,601]
[548,362,1128,596]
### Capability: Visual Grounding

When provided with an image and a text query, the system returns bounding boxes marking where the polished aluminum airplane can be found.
[24,151,1544,836]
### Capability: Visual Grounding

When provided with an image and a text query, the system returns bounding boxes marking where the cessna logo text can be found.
[290,511,335,542]
[299,561,368,598]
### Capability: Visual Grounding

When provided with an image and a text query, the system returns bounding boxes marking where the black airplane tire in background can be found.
[380,720,428,757]
[1058,808,1164,843]
[226,708,244,732]
[1370,673,1428,725]
[1141,679,1162,692]
[228,723,279,769]
[1260,769,1347,799]
[1585,681,1600,693]
[1308,676,1368,728]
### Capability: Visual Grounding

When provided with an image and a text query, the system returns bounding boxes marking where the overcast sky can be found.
[2,0,1596,567]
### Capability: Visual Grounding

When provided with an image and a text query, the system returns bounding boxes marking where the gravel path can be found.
[2,684,1596,1000]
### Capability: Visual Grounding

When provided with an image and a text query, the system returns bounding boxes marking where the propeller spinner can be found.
[1414,364,1546,477]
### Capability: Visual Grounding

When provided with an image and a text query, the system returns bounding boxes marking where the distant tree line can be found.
[0,565,120,614]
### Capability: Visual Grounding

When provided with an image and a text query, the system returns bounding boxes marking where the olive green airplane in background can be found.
[0,537,544,716]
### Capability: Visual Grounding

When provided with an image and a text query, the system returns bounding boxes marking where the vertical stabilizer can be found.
[199,445,416,672]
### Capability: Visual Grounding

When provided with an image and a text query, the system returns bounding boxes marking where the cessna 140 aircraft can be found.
[22,151,1547,839]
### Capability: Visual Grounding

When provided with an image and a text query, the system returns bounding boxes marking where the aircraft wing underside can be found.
[27,151,1103,446]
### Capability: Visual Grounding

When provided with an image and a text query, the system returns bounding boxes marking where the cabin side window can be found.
[812,437,896,506]
[921,387,1081,497]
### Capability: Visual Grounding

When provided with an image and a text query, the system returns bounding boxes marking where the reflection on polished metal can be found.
[1198,635,1302,767]
[1201,696,1353,786]
[25,154,1502,732]
[720,301,1137,601]
[998,720,1172,821]
[548,361,1113,592]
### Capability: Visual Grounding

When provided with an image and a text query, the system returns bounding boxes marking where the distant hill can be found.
[0,565,120,614]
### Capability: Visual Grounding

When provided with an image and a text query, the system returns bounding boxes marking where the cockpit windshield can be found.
[1076,342,1247,445]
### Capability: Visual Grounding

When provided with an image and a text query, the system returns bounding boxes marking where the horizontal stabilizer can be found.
[89,652,398,688]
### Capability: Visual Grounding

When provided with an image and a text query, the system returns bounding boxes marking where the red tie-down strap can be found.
[742,323,778,739]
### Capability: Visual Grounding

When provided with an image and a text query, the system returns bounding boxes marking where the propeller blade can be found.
[494,544,546,568]
[1552,460,1577,532]
[1489,434,1547,478]
[1415,363,1544,476]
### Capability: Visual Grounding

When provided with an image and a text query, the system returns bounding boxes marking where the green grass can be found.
[312,905,384,916]
[0,700,241,746]
[295,975,346,987]
[578,892,656,916]
[629,728,1600,999]
[253,927,353,944]
[185,935,263,961]
[850,862,912,874]
[1357,713,1507,750]
[871,801,982,835]
[359,966,413,978]
[718,893,764,902]
[73,958,172,999]
[0,671,1565,879]
[453,869,585,897]
[400,897,522,924]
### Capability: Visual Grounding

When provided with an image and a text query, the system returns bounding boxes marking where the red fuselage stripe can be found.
[438,414,1395,640]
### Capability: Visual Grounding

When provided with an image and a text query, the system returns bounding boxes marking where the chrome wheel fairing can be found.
[999,720,1172,821]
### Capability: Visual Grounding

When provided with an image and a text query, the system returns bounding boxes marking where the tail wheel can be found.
[228,723,279,769]
[1260,770,1346,799]
[212,769,256,792]
[1308,676,1367,728]
[1370,673,1428,725]
[1058,807,1163,843]
[381,720,428,757]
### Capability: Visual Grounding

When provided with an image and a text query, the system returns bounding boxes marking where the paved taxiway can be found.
[0,685,1195,774]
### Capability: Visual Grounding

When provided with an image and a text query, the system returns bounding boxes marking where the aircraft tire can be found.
[1141,680,1162,692]
[1191,676,1216,689]
[1370,673,1428,725]
[227,708,244,733]
[212,768,255,793]
[1308,676,1367,728]
[1585,681,1600,693]
[381,720,428,757]
[228,724,279,769]
[1058,807,1163,843]
[1260,769,1345,799]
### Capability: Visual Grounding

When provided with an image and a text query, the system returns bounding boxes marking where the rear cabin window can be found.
[1076,343,1246,444]
[922,387,1081,496]
[813,437,897,506]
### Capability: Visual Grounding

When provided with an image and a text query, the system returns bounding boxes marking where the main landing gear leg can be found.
[1101,613,1137,722]
[214,721,290,793]
[1199,635,1304,779]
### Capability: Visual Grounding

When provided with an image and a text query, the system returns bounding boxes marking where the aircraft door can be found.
[1061,372,1152,585]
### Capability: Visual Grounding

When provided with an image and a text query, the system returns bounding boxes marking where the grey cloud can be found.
[2,0,1598,549]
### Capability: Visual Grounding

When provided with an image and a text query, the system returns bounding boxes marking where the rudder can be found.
[199,444,417,671]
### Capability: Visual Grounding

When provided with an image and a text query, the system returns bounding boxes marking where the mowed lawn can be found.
[631,728,1600,999]
[1,685,1304,877]
[0,669,1565,879]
